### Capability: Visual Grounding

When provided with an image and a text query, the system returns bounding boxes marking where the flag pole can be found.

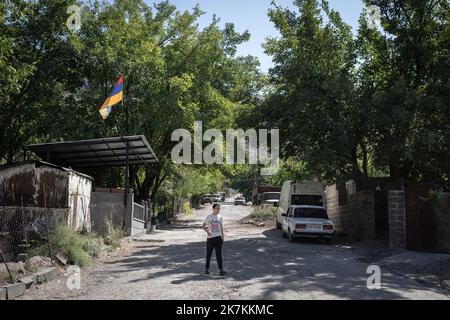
[123,74,129,135]
[122,73,130,206]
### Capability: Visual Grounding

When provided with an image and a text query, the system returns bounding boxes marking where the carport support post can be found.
[124,141,129,207]
[146,200,152,233]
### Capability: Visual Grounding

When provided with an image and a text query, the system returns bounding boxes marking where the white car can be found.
[281,205,335,243]
[234,197,246,205]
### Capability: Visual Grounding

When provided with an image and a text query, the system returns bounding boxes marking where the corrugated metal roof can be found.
[0,160,94,180]
[26,135,159,168]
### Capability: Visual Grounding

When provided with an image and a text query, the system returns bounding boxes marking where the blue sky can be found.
[147,1,365,72]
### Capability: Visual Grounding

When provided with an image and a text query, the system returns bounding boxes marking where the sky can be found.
[147,0,365,72]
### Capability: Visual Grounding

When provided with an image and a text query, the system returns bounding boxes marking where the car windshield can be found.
[294,208,328,219]
[236,197,244,200]
[262,193,280,201]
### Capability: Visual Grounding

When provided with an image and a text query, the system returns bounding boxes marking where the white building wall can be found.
[67,172,92,231]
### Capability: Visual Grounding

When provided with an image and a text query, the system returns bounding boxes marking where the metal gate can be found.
[374,189,389,239]
[405,185,437,251]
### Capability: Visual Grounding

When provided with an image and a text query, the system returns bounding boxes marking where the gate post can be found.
[388,189,406,249]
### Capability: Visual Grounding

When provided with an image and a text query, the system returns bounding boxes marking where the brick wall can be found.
[325,184,352,232]
[325,184,375,239]
[388,190,406,249]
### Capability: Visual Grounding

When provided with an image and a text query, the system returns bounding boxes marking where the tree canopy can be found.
[1,0,448,209]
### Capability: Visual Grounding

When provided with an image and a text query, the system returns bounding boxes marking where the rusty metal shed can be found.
[0,160,93,231]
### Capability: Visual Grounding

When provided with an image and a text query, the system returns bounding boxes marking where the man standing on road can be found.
[202,204,227,276]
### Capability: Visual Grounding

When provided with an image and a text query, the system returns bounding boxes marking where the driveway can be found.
[18,202,449,300]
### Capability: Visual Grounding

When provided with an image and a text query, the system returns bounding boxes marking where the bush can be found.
[182,201,193,215]
[83,234,103,258]
[27,220,126,267]
[52,224,93,267]
[28,224,104,267]
[250,206,278,218]
[103,218,125,249]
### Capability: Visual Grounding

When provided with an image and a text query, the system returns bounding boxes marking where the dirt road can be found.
[19,202,449,300]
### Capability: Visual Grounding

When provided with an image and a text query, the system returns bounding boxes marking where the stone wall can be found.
[388,189,406,249]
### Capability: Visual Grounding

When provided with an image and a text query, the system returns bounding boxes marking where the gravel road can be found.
[18,202,449,300]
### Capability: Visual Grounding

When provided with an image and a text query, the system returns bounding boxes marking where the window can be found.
[294,208,329,219]
[291,194,323,206]
[287,208,293,217]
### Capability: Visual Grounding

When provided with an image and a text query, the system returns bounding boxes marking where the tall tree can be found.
[262,0,360,184]
[357,0,449,184]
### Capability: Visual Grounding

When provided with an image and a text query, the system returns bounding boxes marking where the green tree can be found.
[262,0,360,184]
[357,0,449,184]
[1,0,266,208]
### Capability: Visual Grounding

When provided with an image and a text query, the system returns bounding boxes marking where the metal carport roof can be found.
[26,135,159,168]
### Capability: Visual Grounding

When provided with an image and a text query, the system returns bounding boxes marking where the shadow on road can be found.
[99,225,438,300]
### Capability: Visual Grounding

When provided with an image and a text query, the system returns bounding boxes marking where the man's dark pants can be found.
[206,236,223,270]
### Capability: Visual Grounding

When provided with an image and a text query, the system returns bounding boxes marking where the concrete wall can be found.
[325,184,375,239]
[89,191,135,236]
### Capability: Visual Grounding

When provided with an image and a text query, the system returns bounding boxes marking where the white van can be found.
[276,180,325,229]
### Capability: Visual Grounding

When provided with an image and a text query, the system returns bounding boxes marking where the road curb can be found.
[35,267,59,283]
[19,275,37,289]
[0,287,6,300]
[0,266,60,300]
[2,282,26,300]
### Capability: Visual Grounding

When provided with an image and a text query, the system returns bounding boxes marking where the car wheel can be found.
[321,237,331,244]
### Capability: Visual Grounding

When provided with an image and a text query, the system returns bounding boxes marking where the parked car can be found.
[201,194,213,204]
[234,196,246,205]
[261,192,280,207]
[211,194,221,202]
[281,205,335,243]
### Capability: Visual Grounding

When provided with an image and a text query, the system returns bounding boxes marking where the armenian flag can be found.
[99,75,124,119]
